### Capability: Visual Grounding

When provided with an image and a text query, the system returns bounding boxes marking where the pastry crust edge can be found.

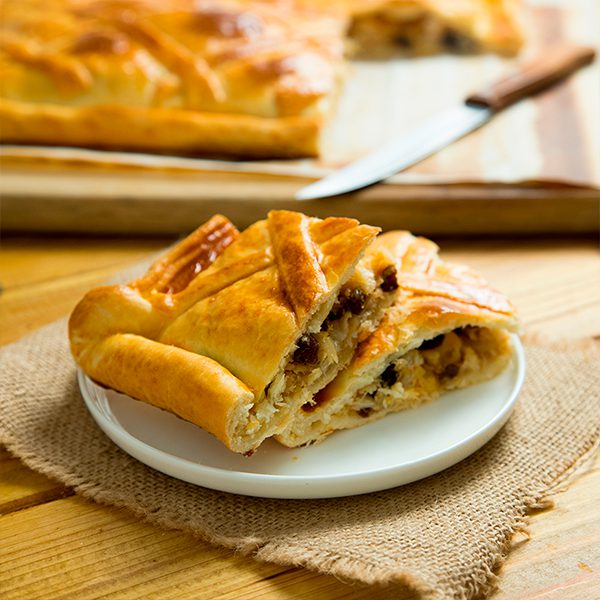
[0,99,321,158]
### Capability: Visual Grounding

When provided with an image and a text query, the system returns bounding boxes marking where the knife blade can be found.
[296,44,595,201]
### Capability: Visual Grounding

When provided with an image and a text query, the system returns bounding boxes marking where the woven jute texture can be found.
[1,320,599,600]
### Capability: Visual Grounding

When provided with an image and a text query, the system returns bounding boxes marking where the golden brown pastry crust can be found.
[0,0,347,157]
[69,211,380,452]
[69,214,252,447]
[157,213,379,395]
[0,100,322,158]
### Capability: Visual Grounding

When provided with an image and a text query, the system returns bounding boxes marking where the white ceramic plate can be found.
[80,335,525,499]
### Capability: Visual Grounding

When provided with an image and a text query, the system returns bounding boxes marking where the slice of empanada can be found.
[276,231,518,448]
[70,210,402,453]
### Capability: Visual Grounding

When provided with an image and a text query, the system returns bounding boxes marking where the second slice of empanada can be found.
[276,230,518,448]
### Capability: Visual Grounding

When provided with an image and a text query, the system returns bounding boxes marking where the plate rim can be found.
[79,334,525,497]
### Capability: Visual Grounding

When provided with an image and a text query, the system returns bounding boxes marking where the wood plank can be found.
[0,236,169,289]
[1,165,598,235]
[0,496,412,600]
[493,455,600,599]
[0,455,597,600]
[530,302,600,340]
[0,236,169,343]
[0,448,73,516]
[0,265,150,345]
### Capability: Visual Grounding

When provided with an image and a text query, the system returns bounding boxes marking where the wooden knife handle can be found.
[466,44,596,112]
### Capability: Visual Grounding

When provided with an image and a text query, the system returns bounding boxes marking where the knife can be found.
[295,44,596,201]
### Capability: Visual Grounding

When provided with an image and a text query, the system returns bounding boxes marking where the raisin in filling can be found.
[380,364,398,387]
[419,334,445,350]
[344,288,367,315]
[442,364,460,379]
[293,333,319,366]
[380,265,398,292]
[441,29,476,53]
[394,35,411,49]
[326,299,345,322]
[323,287,368,328]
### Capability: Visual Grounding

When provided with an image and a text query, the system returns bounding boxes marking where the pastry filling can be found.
[241,266,399,438]
[287,265,399,389]
[349,326,510,417]
[296,326,510,444]
[349,8,479,56]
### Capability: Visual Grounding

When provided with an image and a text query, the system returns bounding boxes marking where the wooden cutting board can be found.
[1,1,598,235]
[1,162,598,234]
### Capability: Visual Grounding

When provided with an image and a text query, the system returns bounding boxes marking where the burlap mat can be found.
[1,319,599,600]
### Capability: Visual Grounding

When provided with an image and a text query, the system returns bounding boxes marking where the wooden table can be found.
[1,233,599,599]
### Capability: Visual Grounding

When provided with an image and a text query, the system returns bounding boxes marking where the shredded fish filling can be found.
[352,327,506,416]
